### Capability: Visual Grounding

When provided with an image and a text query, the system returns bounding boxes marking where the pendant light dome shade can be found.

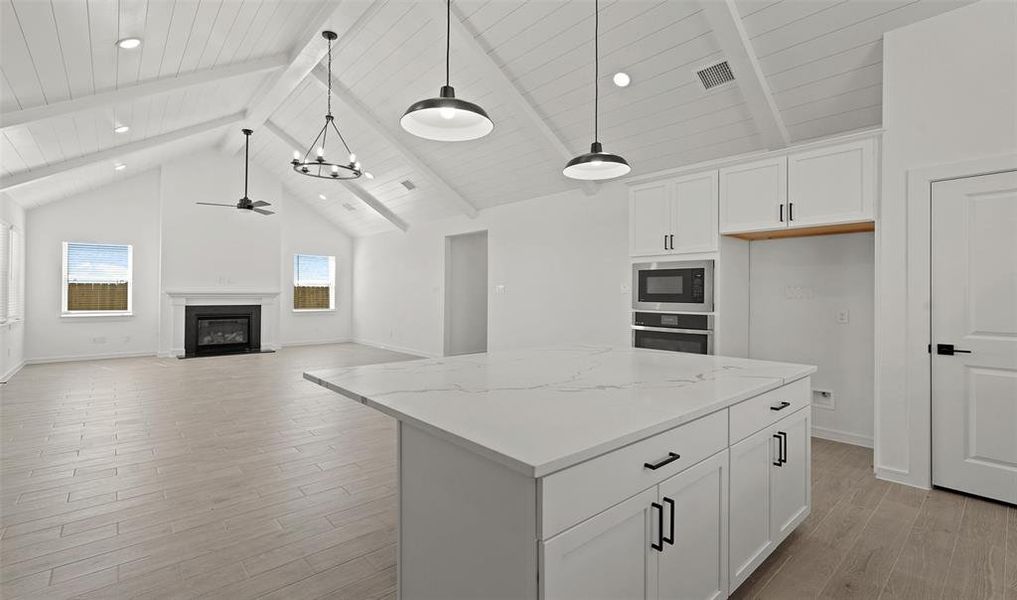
[401,85,493,141]
[401,0,493,142]
[563,142,631,180]
[564,0,630,181]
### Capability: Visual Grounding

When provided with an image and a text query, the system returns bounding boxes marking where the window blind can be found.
[0,221,9,323]
[63,242,132,313]
[7,227,22,320]
[293,254,334,310]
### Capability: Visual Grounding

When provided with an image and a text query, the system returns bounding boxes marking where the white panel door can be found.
[787,139,876,227]
[672,171,719,254]
[541,486,659,600]
[719,156,787,234]
[769,408,811,542]
[932,171,1017,504]
[656,450,729,600]
[630,182,673,256]
[728,426,775,591]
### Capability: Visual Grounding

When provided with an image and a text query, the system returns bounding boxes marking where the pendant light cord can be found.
[594,0,599,144]
[446,0,451,87]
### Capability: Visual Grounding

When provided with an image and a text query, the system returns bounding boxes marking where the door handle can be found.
[664,235,668,251]
[778,431,787,465]
[788,202,794,221]
[772,434,783,466]
[644,452,681,470]
[651,502,664,551]
[779,204,784,222]
[662,497,675,546]
[770,401,791,411]
[936,343,972,355]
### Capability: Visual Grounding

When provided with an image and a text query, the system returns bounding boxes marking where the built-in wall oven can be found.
[632,260,714,313]
[632,312,714,355]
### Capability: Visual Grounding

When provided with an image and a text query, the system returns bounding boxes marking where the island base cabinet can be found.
[728,407,811,593]
[541,450,729,600]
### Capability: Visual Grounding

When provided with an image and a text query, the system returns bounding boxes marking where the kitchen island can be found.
[304,346,816,600]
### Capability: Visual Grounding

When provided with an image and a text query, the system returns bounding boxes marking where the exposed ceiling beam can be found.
[310,66,479,219]
[220,0,385,155]
[0,55,286,133]
[0,112,245,192]
[699,0,789,149]
[263,120,408,232]
[436,2,597,196]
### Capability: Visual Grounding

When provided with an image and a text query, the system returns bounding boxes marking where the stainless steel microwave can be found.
[632,260,714,312]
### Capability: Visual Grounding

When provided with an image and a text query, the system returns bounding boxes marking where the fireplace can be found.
[184,305,261,357]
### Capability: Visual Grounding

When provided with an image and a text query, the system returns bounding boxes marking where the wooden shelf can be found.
[725,221,874,241]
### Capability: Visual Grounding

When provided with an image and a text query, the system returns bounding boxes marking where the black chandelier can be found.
[291,31,363,180]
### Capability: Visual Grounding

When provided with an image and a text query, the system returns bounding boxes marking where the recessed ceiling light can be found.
[613,72,631,88]
[318,194,327,200]
[116,37,142,50]
[113,125,130,134]
[114,163,127,171]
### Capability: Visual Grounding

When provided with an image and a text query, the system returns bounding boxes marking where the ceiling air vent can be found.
[400,179,416,191]
[342,202,356,212]
[696,61,734,90]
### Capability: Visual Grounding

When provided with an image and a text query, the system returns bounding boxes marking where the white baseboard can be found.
[1,360,25,383]
[26,350,157,365]
[352,338,433,358]
[875,465,930,490]
[811,425,873,448]
[280,338,352,348]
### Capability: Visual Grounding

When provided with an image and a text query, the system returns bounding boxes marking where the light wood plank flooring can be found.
[1,343,1014,599]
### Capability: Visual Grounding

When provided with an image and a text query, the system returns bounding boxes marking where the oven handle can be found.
[631,325,714,335]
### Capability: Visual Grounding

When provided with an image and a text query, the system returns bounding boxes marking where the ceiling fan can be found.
[197,128,274,215]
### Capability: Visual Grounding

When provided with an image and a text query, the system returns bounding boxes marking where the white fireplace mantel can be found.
[161,289,281,357]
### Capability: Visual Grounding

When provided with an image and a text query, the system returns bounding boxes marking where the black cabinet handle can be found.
[778,431,787,465]
[936,343,972,355]
[651,502,664,551]
[662,497,675,546]
[644,452,681,470]
[789,202,794,221]
[779,204,784,222]
[669,234,674,250]
[770,401,791,411]
[772,434,783,466]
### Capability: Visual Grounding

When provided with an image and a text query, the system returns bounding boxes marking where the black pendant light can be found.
[563,0,630,181]
[400,0,493,142]
[291,31,364,180]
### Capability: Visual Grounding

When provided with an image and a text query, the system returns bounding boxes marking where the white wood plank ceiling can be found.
[0,0,976,236]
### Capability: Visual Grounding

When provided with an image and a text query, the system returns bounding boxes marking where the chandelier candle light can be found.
[563,0,631,181]
[292,31,364,180]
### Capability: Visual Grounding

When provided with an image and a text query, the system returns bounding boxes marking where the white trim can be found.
[163,289,280,298]
[351,338,431,359]
[280,338,353,348]
[26,350,156,365]
[810,426,873,449]
[1,360,25,383]
[60,312,133,318]
[62,241,134,316]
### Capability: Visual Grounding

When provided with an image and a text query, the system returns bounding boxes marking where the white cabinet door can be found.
[671,171,718,254]
[630,182,673,256]
[719,156,787,234]
[542,487,659,600]
[787,139,876,227]
[656,451,729,600]
[770,408,811,542]
[728,425,776,591]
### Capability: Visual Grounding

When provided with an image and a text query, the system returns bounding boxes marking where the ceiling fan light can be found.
[401,86,493,142]
[116,37,142,50]
[563,142,630,181]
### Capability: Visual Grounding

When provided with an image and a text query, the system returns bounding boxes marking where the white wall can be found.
[877,0,1017,487]
[354,184,631,357]
[1,193,26,379]
[445,231,488,355]
[280,189,354,346]
[749,233,875,447]
[25,170,161,361]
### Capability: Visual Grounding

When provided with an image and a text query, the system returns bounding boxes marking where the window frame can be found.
[61,241,134,318]
[292,253,336,313]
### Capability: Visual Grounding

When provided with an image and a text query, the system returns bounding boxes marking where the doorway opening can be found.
[444,231,488,356]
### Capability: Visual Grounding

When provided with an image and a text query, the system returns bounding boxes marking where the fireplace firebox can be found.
[184,305,261,357]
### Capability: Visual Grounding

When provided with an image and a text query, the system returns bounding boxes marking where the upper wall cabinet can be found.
[630,172,718,257]
[718,137,878,238]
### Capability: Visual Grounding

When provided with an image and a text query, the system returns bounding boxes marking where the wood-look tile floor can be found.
[1,343,1014,600]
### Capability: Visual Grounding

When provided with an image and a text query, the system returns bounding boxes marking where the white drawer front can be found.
[539,410,728,539]
[729,377,810,443]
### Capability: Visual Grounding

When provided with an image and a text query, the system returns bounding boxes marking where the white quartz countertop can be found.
[304,346,816,478]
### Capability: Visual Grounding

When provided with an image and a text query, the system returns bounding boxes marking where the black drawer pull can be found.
[662,497,675,546]
[644,452,681,470]
[651,502,664,551]
[770,401,791,411]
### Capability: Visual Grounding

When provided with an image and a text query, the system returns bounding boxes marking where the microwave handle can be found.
[632,325,714,336]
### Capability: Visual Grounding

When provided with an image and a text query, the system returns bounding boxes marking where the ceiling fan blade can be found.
[253,208,275,216]
[250,200,271,208]
[196,202,236,207]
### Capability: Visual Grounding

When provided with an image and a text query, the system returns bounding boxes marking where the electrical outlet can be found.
[495,284,506,294]
[836,310,850,324]
[812,389,835,410]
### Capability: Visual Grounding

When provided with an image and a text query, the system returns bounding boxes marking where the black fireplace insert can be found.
[184,305,261,357]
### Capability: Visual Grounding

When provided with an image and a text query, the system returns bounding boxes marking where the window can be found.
[293,254,335,311]
[62,242,133,315]
[0,221,22,324]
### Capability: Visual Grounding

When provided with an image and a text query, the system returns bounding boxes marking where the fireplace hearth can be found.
[184,305,261,357]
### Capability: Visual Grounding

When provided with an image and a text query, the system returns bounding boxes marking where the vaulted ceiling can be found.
[0,0,975,236]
